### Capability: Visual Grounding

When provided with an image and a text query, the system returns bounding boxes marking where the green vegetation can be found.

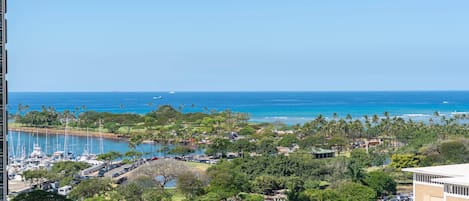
[364,171,397,197]
[12,190,71,201]
[168,145,195,155]
[97,151,123,166]
[176,172,204,199]
[12,105,469,200]
[50,161,90,186]
[70,177,172,201]
[23,161,90,188]
[68,178,113,201]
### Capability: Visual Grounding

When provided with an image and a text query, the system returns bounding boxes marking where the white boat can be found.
[169,91,176,94]
[52,151,65,159]
[30,144,46,159]
[23,144,52,171]
[78,150,97,162]
[153,96,163,100]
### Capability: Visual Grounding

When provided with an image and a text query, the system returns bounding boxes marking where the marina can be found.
[6,127,205,184]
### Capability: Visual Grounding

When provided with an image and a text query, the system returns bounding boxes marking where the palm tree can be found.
[333,112,338,121]
[372,114,379,125]
[346,114,352,122]
[338,119,348,138]
[74,106,82,130]
[16,104,30,126]
[384,111,390,120]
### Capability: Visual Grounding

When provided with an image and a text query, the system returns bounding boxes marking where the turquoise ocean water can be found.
[8,91,469,124]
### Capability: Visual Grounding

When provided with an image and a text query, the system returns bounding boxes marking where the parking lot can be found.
[102,159,149,179]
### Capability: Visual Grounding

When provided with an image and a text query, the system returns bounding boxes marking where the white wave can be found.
[264,116,289,120]
[402,114,431,117]
[451,112,469,115]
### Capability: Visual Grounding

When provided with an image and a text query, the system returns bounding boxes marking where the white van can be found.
[58,185,72,196]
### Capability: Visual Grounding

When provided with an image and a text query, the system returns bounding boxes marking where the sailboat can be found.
[8,130,15,162]
[52,130,64,160]
[52,118,75,160]
[7,129,23,180]
[79,128,97,161]
[23,128,50,170]
[30,128,46,159]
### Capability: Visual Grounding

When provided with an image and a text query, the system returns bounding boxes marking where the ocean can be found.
[8,91,469,124]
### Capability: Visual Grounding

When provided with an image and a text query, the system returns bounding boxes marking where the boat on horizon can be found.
[169,91,176,94]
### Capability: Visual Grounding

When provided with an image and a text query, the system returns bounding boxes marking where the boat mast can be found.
[56,131,59,153]
[99,119,104,154]
[84,127,89,154]
[90,127,93,154]
[64,117,68,158]
[36,127,39,146]
[22,145,25,159]
[28,130,31,154]
[45,128,48,156]
[9,130,15,159]
[16,128,21,160]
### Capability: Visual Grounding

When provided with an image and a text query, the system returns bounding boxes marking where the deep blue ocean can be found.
[8,91,469,124]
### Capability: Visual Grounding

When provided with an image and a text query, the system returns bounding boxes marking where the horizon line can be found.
[8,90,469,93]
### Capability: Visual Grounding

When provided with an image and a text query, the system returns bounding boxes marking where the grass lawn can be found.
[183,161,211,172]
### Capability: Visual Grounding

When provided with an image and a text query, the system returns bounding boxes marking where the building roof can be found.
[433,177,469,186]
[403,163,469,177]
[311,147,335,154]
[403,163,469,186]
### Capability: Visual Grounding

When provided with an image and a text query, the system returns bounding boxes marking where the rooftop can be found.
[433,177,469,186]
[311,147,335,154]
[403,163,469,186]
[403,163,469,177]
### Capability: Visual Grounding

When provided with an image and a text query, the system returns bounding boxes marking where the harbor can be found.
[6,127,205,194]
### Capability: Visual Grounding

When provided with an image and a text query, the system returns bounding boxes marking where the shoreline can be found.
[8,126,125,140]
[7,126,192,145]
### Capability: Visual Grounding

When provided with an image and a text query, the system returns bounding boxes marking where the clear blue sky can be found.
[8,0,469,92]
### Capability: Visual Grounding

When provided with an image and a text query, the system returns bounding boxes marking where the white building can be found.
[404,163,469,201]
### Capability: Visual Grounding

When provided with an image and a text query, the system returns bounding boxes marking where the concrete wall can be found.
[415,183,444,201]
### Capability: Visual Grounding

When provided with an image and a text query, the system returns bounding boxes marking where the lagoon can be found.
[7,130,205,159]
